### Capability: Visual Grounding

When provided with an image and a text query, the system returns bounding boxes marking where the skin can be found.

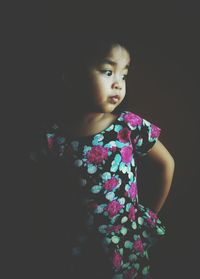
[69,44,175,215]
[86,44,130,114]
[70,44,131,136]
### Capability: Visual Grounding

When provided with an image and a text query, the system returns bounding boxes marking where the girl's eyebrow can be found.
[100,59,130,69]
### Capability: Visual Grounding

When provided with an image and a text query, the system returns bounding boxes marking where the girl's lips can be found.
[109,96,120,103]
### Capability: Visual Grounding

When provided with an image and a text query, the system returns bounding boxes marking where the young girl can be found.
[30,33,175,278]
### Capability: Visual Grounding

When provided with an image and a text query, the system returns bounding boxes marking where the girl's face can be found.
[86,44,131,113]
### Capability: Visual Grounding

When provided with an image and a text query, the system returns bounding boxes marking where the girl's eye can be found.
[122,74,128,80]
[101,70,128,80]
[101,70,112,76]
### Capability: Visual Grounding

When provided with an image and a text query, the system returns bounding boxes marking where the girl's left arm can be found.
[146,139,175,214]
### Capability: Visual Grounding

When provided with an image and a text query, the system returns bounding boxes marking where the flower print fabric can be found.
[36,110,166,279]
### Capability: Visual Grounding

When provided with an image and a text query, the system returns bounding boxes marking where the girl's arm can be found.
[146,139,175,215]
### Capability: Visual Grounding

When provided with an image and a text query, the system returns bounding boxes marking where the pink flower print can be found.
[146,209,158,226]
[124,112,143,127]
[128,204,136,221]
[124,268,137,279]
[86,146,109,164]
[110,146,117,153]
[47,136,55,150]
[146,217,156,226]
[87,201,98,210]
[133,238,144,254]
[105,200,123,218]
[106,225,122,234]
[103,177,119,191]
[112,251,122,271]
[65,145,73,156]
[151,124,161,138]
[117,127,131,143]
[125,182,137,200]
[131,136,140,148]
[121,146,133,164]
[149,210,158,220]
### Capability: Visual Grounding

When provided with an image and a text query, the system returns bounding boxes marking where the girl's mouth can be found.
[109,96,120,103]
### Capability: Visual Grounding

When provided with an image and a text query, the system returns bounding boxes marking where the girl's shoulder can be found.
[120,110,161,131]
[29,118,70,164]
[119,110,145,128]
[121,110,162,157]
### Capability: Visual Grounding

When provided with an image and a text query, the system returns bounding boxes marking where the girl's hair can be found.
[61,32,135,86]
[47,31,136,127]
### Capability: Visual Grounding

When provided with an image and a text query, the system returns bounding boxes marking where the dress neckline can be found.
[66,111,124,141]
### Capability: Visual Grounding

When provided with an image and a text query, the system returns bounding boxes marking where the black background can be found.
[4,1,200,278]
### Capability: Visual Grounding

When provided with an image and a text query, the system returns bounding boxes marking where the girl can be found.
[30,33,175,278]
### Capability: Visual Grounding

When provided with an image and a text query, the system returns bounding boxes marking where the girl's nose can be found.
[112,81,122,90]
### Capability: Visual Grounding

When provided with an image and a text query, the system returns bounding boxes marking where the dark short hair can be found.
[49,32,136,123]
[60,31,135,82]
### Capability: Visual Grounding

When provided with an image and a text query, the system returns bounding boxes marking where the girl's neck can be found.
[75,111,105,125]
[64,111,117,138]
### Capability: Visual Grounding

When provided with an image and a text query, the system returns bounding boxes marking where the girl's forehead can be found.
[101,45,131,66]
[108,44,130,55]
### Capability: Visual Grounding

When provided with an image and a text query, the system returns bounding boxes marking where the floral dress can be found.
[34,110,166,279]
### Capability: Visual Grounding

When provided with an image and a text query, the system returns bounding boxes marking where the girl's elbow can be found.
[164,154,175,171]
[161,144,175,170]
[157,151,175,171]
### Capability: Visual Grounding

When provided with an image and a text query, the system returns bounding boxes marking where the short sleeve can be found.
[29,123,63,164]
[123,111,161,157]
[29,130,52,164]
